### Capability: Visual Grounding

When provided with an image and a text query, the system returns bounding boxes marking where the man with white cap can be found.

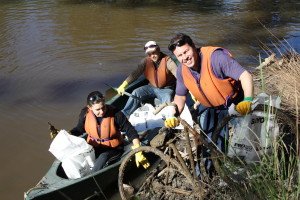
[117,41,178,118]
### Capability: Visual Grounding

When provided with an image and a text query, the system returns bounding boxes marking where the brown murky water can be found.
[0,0,299,199]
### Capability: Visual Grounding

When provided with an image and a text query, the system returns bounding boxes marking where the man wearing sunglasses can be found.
[165,33,253,175]
[117,41,178,118]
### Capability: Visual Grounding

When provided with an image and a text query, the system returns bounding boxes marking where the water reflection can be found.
[0,0,299,199]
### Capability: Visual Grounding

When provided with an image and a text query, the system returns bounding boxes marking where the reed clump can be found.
[206,43,300,199]
[218,47,300,199]
[253,50,300,121]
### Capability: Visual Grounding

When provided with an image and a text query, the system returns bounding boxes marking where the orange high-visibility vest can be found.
[85,106,122,148]
[182,46,238,107]
[144,55,176,88]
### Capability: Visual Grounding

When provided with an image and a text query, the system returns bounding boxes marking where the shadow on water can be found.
[44,75,122,104]
[0,0,23,5]
[3,74,123,107]
[62,0,300,13]
[62,0,174,7]
[0,77,11,99]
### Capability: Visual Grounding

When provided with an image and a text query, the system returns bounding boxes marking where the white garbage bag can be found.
[61,146,95,179]
[128,104,160,132]
[49,130,95,179]
[227,93,281,163]
[129,103,193,132]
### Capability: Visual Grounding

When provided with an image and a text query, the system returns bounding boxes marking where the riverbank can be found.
[119,47,300,199]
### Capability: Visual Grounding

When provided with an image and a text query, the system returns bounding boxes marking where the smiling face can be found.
[173,43,198,68]
[88,101,106,117]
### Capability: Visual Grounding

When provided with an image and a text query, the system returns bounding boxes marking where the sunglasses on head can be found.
[168,39,186,52]
[88,93,104,103]
[144,44,158,51]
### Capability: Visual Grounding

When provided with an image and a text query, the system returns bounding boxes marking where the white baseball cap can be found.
[144,41,159,54]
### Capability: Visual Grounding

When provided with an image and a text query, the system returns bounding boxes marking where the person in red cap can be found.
[117,41,178,117]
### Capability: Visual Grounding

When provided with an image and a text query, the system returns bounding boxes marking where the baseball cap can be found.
[144,41,159,54]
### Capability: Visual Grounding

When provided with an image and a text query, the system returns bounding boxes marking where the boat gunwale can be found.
[24,77,150,199]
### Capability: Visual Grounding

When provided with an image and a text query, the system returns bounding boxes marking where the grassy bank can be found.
[216,45,300,199]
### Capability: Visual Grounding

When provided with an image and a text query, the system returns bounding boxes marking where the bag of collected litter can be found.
[129,103,193,132]
[227,93,281,163]
[128,103,159,132]
[49,130,95,179]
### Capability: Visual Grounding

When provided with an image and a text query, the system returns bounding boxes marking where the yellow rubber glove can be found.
[117,81,129,95]
[164,116,180,128]
[235,97,253,116]
[131,143,150,169]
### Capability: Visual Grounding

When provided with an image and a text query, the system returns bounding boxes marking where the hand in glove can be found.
[236,97,253,115]
[164,116,180,128]
[131,143,150,169]
[117,81,129,95]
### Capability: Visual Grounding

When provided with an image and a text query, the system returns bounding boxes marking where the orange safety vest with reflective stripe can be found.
[84,106,122,148]
[182,46,239,107]
[144,54,176,88]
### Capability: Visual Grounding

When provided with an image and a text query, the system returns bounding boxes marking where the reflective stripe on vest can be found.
[144,55,175,88]
[182,46,238,107]
[84,108,122,148]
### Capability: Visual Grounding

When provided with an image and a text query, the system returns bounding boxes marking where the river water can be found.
[0,0,299,199]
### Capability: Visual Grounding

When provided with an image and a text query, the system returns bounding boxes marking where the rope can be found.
[92,177,108,200]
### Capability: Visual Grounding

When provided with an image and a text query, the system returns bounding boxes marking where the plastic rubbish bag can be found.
[129,103,193,132]
[61,146,95,179]
[128,104,159,132]
[227,93,281,163]
[49,130,95,179]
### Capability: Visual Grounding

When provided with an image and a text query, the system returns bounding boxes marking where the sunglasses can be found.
[144,44,158,51]
[88,94,104,103]
[168,39,187,52]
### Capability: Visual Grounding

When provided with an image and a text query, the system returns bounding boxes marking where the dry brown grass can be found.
[253,50,300,122]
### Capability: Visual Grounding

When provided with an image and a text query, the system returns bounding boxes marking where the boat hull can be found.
[25,159,121,199]
[24,78,150,200]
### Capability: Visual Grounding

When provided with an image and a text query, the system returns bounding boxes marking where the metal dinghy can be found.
[24,78,153,200]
